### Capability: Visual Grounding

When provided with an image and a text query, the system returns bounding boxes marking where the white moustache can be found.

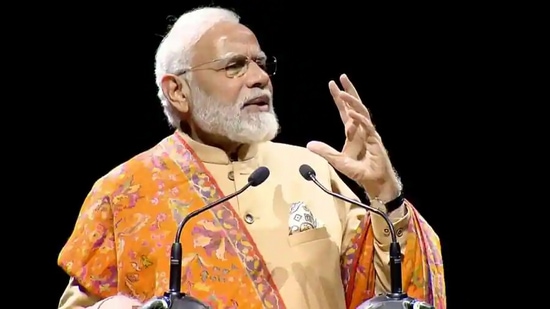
[239,90,273,108]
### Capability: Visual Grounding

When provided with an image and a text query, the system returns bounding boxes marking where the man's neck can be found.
[185,126,246,161]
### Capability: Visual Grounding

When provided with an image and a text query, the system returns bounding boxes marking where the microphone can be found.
[298,164,434,309]
[143,166,270,309]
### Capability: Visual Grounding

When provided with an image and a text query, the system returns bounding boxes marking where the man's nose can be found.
[245,62,270,89]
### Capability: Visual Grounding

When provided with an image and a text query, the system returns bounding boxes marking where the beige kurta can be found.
[58,132,410,309]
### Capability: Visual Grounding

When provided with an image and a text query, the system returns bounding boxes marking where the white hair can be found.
[154,7,240,128]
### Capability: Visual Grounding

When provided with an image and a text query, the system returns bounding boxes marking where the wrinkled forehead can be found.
[193,22,264,63]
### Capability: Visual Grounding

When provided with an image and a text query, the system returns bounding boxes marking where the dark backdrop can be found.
[42,2,480,308]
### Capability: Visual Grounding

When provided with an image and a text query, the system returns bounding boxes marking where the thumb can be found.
[306,141,342,165]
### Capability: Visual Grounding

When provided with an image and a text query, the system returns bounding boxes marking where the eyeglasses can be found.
[174,54,277,78]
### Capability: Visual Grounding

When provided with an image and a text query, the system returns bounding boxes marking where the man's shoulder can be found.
[94,138,168,187]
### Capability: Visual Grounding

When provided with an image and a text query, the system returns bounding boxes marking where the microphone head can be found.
[299,164,316,180]
[248,166,270,186]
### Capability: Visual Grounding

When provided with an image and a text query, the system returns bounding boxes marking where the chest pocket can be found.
[288,226,330,247]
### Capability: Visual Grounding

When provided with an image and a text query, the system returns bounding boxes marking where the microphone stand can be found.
[143,167,270,309]
[299,164,435,309]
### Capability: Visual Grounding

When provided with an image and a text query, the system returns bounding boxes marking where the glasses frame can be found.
[173,54,277,78]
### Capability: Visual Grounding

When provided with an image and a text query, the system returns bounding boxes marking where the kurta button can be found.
[383,228,390,236]
[244,214,254,224]
[228,171,234,181]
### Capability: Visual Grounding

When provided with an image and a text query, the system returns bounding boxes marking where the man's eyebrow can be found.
[218,51,267,60]
[219,52,239,59]
[255,51,267,60]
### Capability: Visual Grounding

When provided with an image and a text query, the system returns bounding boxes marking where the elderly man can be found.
[57,6,445,309]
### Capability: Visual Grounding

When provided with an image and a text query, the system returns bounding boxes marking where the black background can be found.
[34,1,503,308]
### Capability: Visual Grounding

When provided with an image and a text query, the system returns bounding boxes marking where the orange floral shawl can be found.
[58,133,445,308]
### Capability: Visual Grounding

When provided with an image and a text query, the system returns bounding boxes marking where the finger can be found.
[329,81,348,122]
[342,128,364,156]
[347,110,379,139]
[306,141,343,166]
[307,141,355,175]
[339,91,371,120]
[340,74,361,99]
[345,120,359,140]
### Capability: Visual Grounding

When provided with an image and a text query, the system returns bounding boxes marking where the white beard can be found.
[188,84,279,144]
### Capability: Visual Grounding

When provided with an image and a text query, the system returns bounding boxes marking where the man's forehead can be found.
[195,22,263,60]
[216,47,266,59]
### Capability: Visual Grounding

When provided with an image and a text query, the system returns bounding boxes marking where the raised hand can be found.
[307,74,401,201]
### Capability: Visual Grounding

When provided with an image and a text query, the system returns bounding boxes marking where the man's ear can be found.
[160,74,190,113]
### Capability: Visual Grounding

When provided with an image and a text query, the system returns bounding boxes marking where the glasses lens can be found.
[225,55,249,77]
[264,56,277,76]
[224,55,277,77]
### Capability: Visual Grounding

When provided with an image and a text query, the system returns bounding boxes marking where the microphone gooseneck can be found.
[298,164,405,299]
[164,166,270,308]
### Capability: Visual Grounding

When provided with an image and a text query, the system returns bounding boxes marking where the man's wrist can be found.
[369,176,401,202]
[374,190,404,214]
[375,185,401,202]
